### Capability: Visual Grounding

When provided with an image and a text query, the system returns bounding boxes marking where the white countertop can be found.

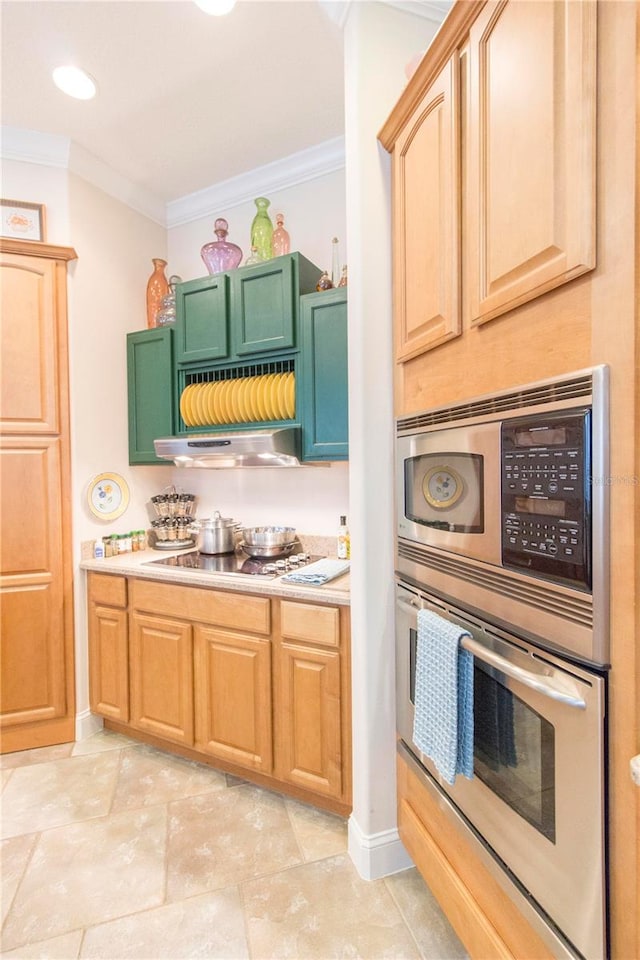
[80,548,351,606]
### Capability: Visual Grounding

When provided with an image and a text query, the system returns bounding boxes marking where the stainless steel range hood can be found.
[154,428,301,468]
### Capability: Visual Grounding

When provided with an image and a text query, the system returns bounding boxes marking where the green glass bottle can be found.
[250,197,274,260]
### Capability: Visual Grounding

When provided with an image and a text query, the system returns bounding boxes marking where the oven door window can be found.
[404,452,484,533]
[474,664,556,843]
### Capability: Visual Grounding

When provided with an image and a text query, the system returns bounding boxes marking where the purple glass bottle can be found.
[200,218,243,274]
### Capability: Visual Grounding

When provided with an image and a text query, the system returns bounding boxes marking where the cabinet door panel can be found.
[0,254,59,433]
[276,642,342,799]
[175,274,230,364]
[0,437,68,728]
[89,605,129,722]
[467,0,596,324]
[393,56,460,361]
[232,259,295,356]
[194,627,272,772]
[127,328,173,464]
[0,582,66,726]
[300,289,348,461]
[129,613,193,745]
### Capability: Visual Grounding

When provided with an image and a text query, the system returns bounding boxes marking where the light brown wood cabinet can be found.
[129,612,194,746]
[275,600,345,799]
[86,572,351,813]
[194,626,273,772]
[88,573,129,722]
[380,0,596,361]
[0,240,77,753]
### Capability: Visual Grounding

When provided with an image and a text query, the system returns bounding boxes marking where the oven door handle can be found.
[460,636,587,710]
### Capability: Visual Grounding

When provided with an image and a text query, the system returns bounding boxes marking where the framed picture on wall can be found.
[0,199,46,241]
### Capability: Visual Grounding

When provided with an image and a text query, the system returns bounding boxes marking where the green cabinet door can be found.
[174,273,230,364]
[231,252,322,357]
[127,327,174,465]
[299,289,348,461]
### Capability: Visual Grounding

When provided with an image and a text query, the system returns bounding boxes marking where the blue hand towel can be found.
[280,559,350,585]
[412,608,474,785]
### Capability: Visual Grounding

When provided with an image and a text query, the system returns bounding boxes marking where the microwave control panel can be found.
[500,410,591,589]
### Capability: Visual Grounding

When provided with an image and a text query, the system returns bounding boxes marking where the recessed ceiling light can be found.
[52,65,97,100]
[194,0,236,15]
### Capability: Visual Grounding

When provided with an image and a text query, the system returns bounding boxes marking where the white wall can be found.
[1,156,71,243]
[343,2,440,879]
[168,169,347,284]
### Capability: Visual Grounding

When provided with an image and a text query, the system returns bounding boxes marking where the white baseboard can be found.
[347,815,414,880]
[75,709,103,741]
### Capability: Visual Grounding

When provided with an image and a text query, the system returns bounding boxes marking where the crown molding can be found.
[166,136,346,229]
[1,125,70,168]
[1,125,166,225]
[383,1,453,25]
[319,0,453,28]
[69,141,166,225]
[2,127,346,231]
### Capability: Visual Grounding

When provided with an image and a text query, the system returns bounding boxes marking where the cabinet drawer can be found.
[280,600,340,648]
[88,572,127,608]
[130,578,270,634]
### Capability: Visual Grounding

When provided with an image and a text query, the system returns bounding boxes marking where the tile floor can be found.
[1,730,467,959]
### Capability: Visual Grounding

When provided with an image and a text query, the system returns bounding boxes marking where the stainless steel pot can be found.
[189,512,240,555]
[240,525,296,547]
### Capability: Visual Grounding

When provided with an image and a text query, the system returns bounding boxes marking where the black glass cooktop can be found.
[144,549,322,580]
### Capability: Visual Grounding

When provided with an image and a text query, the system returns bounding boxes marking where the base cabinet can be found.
[88,574,129,722]
[86,573,351,812]
[276,642,342,798]
[129,612,194,746]
[194,626,272,772]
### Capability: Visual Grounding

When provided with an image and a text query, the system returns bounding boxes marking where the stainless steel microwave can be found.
[395,366,610,667]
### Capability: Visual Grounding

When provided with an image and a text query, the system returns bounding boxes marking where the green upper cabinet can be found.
[127,327,174,465]
[174,273,230,365]
[174,253,321,368]
[299,289,349,461]
[231,255,295,355]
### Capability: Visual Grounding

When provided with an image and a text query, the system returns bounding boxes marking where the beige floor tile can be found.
[0,752,121,839]
[167,784,302,901]
[1,768,13,791]
[110,744,227,813]
[0,743,74,770]
[71,730,135,757]
[284,797,348,861]
[384,868,468,959]
[242,853,422,959]
[0,930,83,959]
[1,833,37,924]
[80,888,249,959]
[1,805,167,951]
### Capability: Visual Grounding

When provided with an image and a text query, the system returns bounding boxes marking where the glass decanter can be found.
[272,213,290,257]
[201,218,243,275]
[250,197,274,260]
[245,245,264,266]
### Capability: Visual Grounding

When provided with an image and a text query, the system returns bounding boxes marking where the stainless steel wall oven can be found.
[394,368,609,960]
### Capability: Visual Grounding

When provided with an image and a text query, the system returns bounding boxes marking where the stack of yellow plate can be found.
[180,372,295,427]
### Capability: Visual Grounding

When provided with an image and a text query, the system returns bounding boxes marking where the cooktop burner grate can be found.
[144,550,323,580]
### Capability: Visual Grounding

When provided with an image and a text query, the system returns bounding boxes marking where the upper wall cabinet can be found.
[174,273,229,365]
[299,289,349,461]
[391,55,461,362]
[174,253,321,367]
[379,0,597,356]
[127,327,174,465]
[466,0,596,326]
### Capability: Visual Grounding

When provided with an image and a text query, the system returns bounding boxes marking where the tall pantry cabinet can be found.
[0,239,77,753]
